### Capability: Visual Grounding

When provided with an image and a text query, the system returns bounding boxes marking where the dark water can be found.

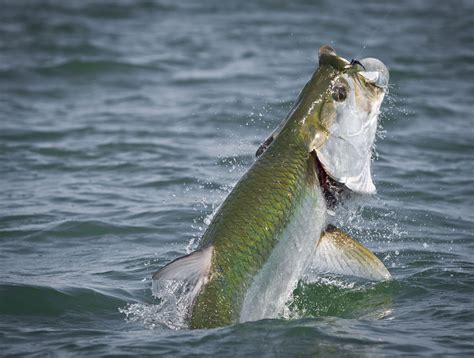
[1,0,473,356]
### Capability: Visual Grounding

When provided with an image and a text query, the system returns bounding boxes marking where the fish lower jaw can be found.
[311,150,349,207]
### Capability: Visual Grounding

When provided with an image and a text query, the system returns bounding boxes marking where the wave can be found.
[0,283,129,316]
[1,0,176,20]
[34,59,160,77]
[0,220,157,243]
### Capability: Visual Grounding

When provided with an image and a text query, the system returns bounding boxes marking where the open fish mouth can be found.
[311,150,348,207]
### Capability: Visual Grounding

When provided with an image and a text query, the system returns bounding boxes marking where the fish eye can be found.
[332,86,346,102]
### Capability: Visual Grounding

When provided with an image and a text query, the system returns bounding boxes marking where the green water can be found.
[1,0,473,356]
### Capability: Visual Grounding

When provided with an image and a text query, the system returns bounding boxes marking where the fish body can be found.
[153,46,390,329]
[192,127,321,327]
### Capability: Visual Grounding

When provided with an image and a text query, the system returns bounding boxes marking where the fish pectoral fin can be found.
[256,135,274,157]
[152,246,213,297]
[314,226,391,281]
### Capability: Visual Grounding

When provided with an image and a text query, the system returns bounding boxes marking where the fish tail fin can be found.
[152,246,213,298]
[314,225,391,281]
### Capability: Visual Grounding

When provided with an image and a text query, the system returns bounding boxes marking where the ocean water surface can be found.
[1,0,473,356]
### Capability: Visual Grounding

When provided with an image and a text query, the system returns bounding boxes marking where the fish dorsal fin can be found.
[152,246,213,297]
[314,226,391,281]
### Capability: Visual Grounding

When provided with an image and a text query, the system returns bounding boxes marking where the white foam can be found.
[120,280,194,330]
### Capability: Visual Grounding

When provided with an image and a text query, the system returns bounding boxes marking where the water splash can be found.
[120,280,194,330]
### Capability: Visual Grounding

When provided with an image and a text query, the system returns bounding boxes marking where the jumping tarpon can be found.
[153,45,391,329]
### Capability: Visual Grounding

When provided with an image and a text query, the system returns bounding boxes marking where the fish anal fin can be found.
[315,226,391,281]
[152,246,213,297]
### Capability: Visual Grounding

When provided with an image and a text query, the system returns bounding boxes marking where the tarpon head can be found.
[261,45,389,194]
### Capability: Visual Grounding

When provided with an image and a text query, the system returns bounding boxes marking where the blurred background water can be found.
[1,0,473,356]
